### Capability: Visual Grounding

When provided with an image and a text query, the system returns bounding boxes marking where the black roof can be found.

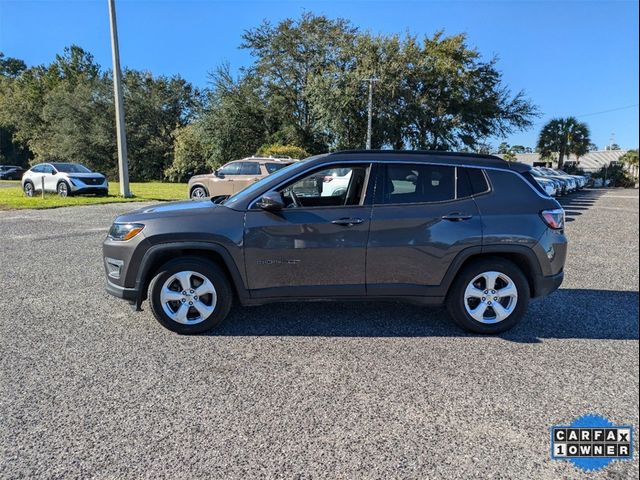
[326,150,530,171]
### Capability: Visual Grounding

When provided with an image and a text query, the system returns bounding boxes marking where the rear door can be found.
[244,163,373,297]
[232,162,262,193]
[43,164,58,191]
[366,163,483,296]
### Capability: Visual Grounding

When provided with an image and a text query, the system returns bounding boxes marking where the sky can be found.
[1,0,638,150]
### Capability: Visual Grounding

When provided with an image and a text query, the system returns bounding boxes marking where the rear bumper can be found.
[533,270,564,298]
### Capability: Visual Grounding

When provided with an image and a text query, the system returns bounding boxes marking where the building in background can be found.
[498,150,627,172]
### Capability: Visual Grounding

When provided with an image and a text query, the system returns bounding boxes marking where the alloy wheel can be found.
[191,187,207,199]
[57,182,68,197]
[463,271,518,324]
[160,270,217,325]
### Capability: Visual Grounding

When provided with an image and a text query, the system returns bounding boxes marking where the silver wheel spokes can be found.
[464,271,518,324]
[160,270,217,325]
[192,188,206,198]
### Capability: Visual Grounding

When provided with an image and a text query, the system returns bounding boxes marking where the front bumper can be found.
[70,186,108,195]
[106,279,139,302]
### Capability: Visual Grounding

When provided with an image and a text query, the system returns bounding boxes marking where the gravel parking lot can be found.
[1,188,638,479]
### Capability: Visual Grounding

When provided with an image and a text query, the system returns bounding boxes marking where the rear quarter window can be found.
[265,163,289,174]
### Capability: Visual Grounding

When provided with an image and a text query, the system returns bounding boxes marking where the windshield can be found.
[222,158,314,207]
[51,163,91,173]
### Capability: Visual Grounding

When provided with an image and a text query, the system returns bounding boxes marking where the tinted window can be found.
[238,162,261,175]
[31,164,45,173]
[381,164,455,204]
[278,164,369,208]
[51,163,91,173]
[466,168,490,194]
[218,163,241,175]
[265,163,289,174]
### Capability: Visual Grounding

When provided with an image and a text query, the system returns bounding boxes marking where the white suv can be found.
[22,163,108,197]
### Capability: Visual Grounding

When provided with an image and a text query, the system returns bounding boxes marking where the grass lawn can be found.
[0,181,187,210]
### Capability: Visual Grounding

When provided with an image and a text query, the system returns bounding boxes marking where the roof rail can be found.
[331,149,504,161]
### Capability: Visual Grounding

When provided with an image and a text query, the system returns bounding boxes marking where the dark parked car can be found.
[0,165,25,180]
[104,151,567,335]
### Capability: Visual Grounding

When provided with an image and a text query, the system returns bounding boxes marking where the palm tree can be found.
[536,117,591,169]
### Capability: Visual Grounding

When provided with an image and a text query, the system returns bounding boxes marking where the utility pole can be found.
[108,0,131,197]
[363,77,379,150]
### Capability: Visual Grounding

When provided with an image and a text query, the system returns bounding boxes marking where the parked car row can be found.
[21,163,108,197]
[0,165,25,180]
[530,167,588,197]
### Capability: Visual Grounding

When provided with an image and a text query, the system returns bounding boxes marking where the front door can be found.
[244,163,373,298]
[366,163,483,296]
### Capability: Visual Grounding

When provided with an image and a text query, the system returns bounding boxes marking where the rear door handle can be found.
[331,217,364,226]
[442,212,473,221]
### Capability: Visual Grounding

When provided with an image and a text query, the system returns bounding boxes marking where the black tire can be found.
[148,257,233,334]
[23,181,35,197]
[57,180,71,197]
[446,257,530,334]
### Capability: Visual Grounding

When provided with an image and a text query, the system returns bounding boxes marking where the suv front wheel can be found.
[446,258,530,334]
[148,257,232,334]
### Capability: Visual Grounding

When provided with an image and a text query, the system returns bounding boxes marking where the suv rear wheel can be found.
[148,257,232,334]
[446,258,530,334]
[23,181,34,197]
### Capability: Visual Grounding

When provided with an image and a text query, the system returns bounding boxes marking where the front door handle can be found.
[331,217,364,226]
[442,212,473,221]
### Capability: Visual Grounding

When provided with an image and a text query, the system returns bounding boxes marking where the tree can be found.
[241,13,358,153]
[606,143,621,151]
[536,117,591,169]
[198,65,270,166]
[619,149,638,167]
[256,143,309,158]
[122,69,201,180]
[241,14,537,152]
[164,122,211,182]
[0,52,27,77]
[497,142,511,154]
[0,46,201,181]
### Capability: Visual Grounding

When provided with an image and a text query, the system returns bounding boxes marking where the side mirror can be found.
[257,191,285,211]
[214,169,223,178]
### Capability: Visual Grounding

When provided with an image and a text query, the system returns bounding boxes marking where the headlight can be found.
[108,223,145,241]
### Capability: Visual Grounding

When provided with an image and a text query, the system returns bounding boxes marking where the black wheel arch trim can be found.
[439,244,545,298]
[133,241,249,308]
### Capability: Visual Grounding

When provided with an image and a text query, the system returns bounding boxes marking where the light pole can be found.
[363,77,379,150]
[108,0,131,197]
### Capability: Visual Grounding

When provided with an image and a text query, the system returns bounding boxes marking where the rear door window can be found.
[380,164,456,204]
[238,162,261,175]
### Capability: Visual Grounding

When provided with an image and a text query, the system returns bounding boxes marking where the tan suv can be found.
[188,157,296,199]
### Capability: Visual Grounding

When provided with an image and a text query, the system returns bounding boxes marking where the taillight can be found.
[540,209,565,229]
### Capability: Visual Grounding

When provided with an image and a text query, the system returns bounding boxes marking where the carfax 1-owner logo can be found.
[551,414,634,472]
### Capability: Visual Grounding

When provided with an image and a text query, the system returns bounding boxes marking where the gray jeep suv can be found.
[103,151,567,335]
